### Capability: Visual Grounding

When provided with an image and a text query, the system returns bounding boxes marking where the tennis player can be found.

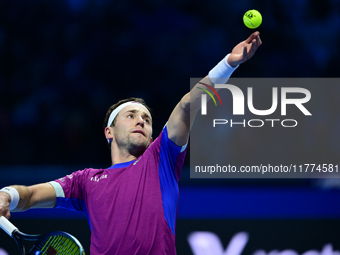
[0,31,262,254]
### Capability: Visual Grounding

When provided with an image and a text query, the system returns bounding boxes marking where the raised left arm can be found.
[167,31,262,146]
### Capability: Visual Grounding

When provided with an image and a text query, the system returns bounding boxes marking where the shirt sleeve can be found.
[158,124,188,181]
[49,170,88,212]
[155,124,188,234]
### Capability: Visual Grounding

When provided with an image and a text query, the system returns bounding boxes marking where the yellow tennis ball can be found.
[243,10,262,29]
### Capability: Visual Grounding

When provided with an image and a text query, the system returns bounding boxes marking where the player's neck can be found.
[110,146,139,166]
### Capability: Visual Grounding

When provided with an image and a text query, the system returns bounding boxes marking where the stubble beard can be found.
[117,133,150,157]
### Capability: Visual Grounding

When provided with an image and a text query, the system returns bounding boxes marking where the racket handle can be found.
[0,216,18,236]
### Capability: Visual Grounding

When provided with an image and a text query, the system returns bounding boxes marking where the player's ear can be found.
[105,127,114,141]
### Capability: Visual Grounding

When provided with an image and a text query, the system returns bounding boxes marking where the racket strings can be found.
[31,234,81,255]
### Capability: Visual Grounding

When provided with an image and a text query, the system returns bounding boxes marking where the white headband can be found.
[107,101,151,128]
[106,102,152,143]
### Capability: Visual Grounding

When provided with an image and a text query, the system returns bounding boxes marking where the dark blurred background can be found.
[1,0,340,254]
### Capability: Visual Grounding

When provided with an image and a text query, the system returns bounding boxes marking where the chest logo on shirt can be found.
[90,174,108,182]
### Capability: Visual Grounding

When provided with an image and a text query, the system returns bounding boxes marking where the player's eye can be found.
[142,116,152,123]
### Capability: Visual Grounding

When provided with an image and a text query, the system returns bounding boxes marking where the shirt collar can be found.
[107,159,136,169]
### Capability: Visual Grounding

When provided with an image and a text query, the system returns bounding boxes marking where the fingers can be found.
[255,32,262,48]
[247,33,262,58]
[242,46,247,62]
[241,40,256,62]
[247,32,262,49]
[249,39,258,56]
[0,209,10,219]
[245,31,260,44]
[4,211,11,219]
[0,195,11,219]
[229,31,262,65]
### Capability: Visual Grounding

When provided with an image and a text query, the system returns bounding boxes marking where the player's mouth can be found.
[132,129,145,136]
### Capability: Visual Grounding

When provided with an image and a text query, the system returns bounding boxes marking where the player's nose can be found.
[135,115,144,126]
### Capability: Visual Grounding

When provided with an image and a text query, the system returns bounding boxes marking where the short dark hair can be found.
[103,97,152,129]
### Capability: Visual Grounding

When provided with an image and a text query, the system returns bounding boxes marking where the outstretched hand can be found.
[227,31,262,67]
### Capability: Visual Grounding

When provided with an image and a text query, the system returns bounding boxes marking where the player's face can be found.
[112,104,153,155]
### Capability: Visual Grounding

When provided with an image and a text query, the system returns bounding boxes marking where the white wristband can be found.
[0,187,20,210]
[208,54,239,84]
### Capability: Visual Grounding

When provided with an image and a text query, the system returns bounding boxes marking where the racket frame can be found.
[0,216,85,255]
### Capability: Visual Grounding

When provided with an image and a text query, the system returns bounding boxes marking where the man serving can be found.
[0,31,262,255]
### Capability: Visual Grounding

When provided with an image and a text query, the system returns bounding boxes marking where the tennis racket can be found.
[0,216,85,255]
